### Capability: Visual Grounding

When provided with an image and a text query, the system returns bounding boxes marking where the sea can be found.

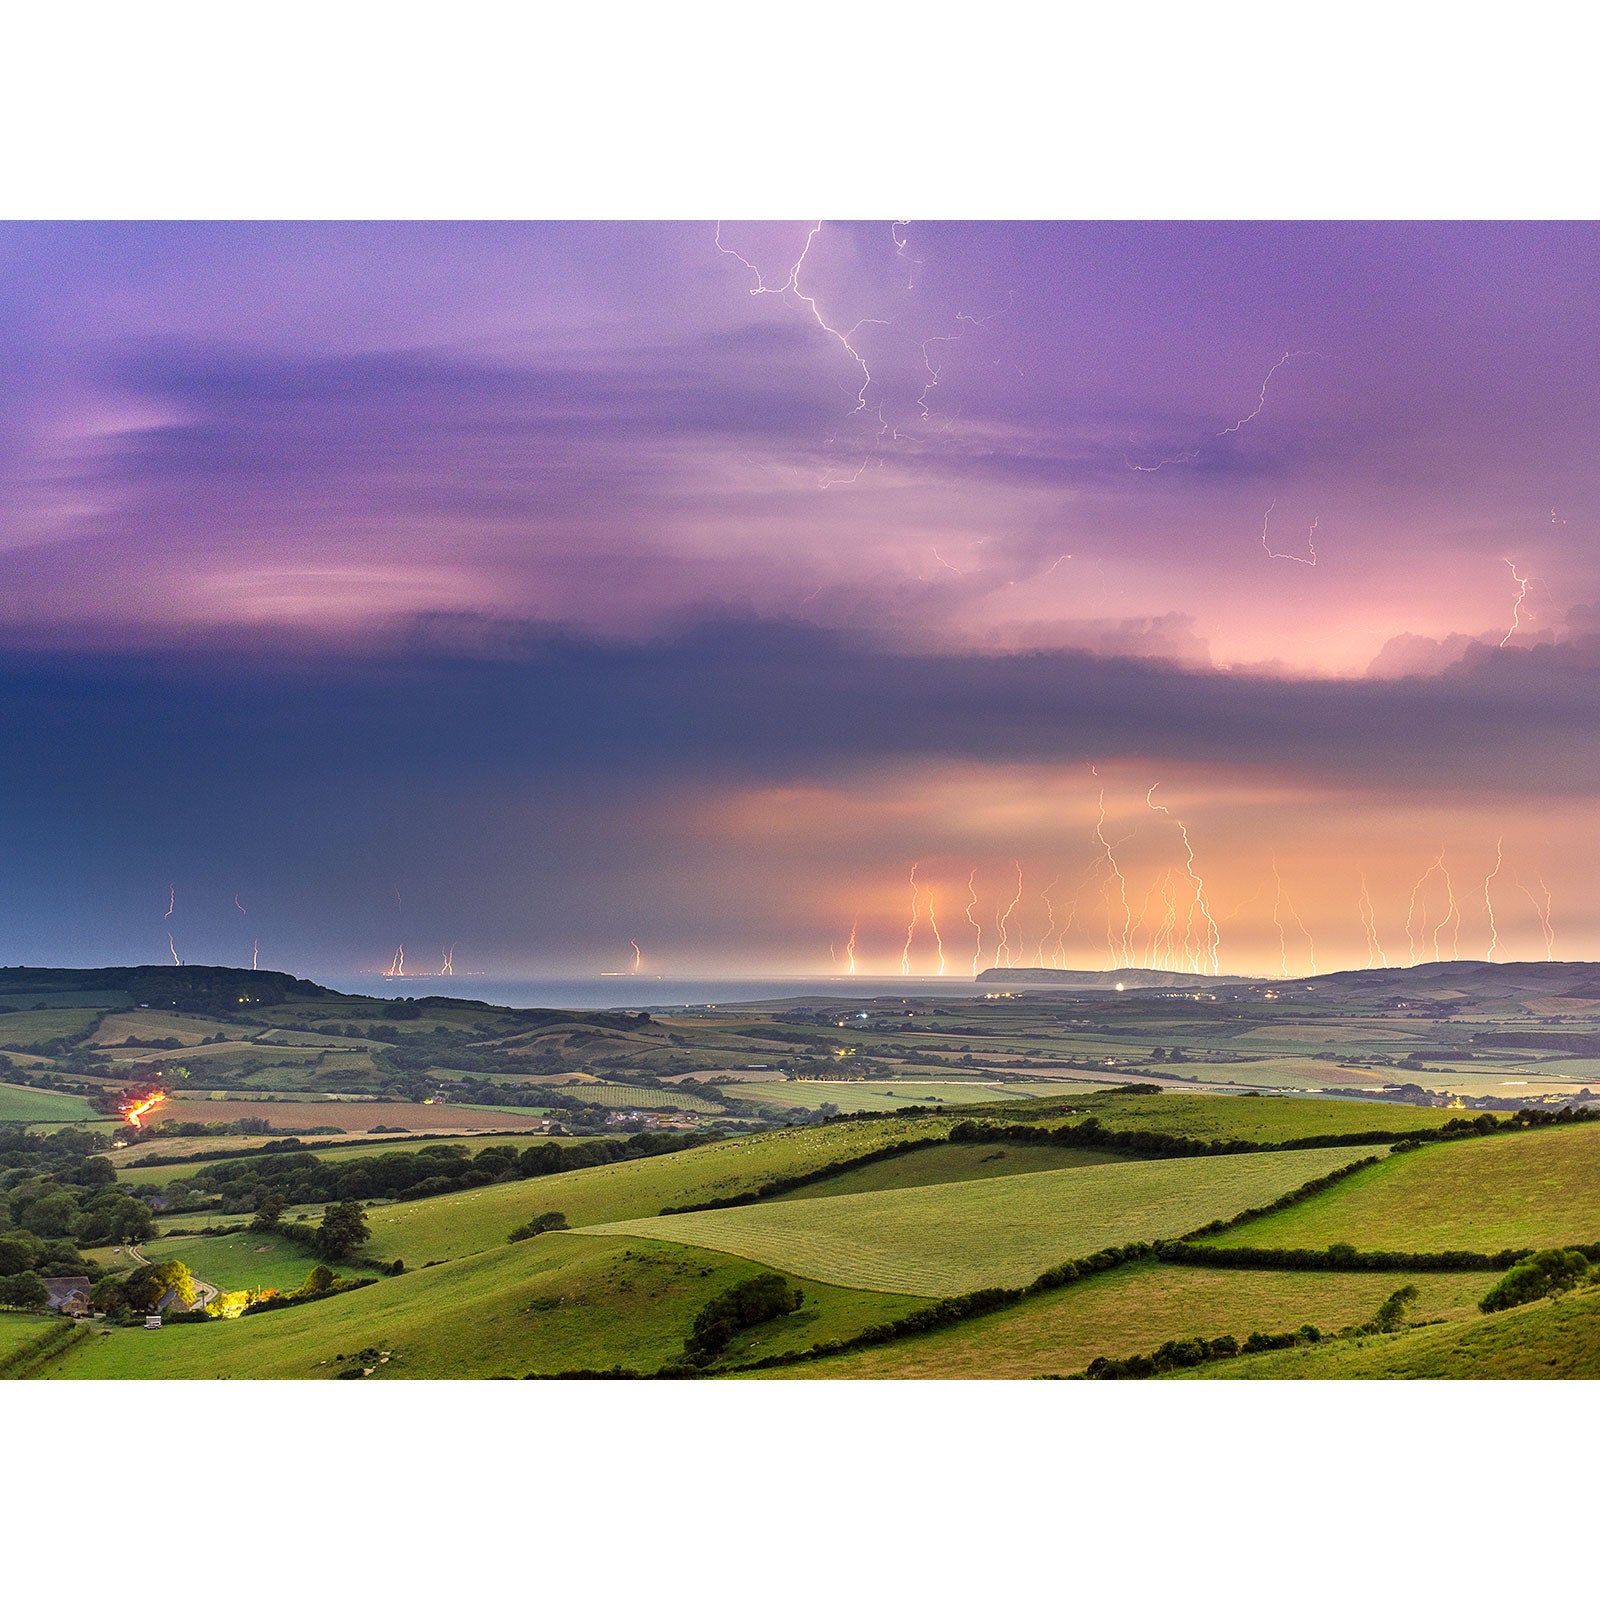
[304,973,999,1011]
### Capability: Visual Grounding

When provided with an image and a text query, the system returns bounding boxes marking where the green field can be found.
[555,1083,726,1112]
[1211,1123,1600,1254]
[774,1141,1132,1199]
[0,1009,105,1049]
[117,1132,598,1191]
[753,1261,1497,1378]
[1012,1089,1459,1143]
[730,1080,1054,1113]
[362,1115,968,1263]
[137,1229,338,1294]
[1177,1284,1600,1380]
[0,1080,103,1123]
[38,1232,925,1380]
[583,1146,1380,1297]
[0,1313,59,1363]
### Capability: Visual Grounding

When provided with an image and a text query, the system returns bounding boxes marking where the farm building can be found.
[43,1277,93,1317]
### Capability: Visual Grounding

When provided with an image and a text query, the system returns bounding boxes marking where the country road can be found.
[125,1241,219,1310]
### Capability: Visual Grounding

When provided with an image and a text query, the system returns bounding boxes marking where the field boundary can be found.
[0,1318,92,1379]
[658,1136,948,1215]
[529,1153,1390,1378]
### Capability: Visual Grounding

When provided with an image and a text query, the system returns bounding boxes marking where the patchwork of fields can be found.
[582,1146,1378,1296]
[1211,1123,1600,1253]
[753,1262,1498,1379]
[0,1081,102,1123]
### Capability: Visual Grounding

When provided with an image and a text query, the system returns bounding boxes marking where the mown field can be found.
[582,1146,1380,1296]
[752,1261,1497,1379]
[0,1080,102,1123]
[1211,1122,1600,1254]
[37,1233,927,1380]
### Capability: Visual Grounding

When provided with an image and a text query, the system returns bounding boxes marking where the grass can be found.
[1176,1282,1600,1379]
[730,1080,1049,1113]
[582,1146,1380,1297]
[0,1312,59,1363]
[1002,1088,1460,1143]
[774,1141,1132,1199]
[115,1132,596,1189]
[750,1262,1497,1379]
[136,1229,336,1294]
[362,1116,964,1263]
[38,1232,926,1379]
[553,1083,726,1112]
[0,1080,103,1123]
[0,1008,105,1049]
[1210,1122,1600,1254]
[145,1097,554,1133]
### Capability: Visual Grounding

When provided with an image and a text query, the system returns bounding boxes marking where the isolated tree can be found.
[300,1264,335,1296]
[251,1193,287,1232]
[314,1200,371,1262]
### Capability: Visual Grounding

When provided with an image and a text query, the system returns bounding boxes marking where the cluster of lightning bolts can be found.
[712,220,1013,491]
[158,886,461,979]
[834,782,1558,980]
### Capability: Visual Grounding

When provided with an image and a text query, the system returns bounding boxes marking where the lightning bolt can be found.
[1269,855,1317,977]
[995,860,1024,969]
[1260,500,1320,566]
[167,931,181,966]
[1483,837,1504,961]
[233,894,246,915]
[1145,783,1221,975]
[1429,850,1461,961]
[844,916,859,976]
[715,221,879,415]
[965,870,983,978]
[930,547,965,576]
[164,886,175,919]
[630,940,643,976]
[1217,349,1323,436]
[1519,876,1556,960]
[1357,874,1389,969]
[251,939,259,972]
[1499,558,1531,647]
[925,887,946,977]
[441,944,455,977]
[1270,854,1291,978]
[1091,769,1134,968]
[901,862,922,977]
[1125,445,1200,473]
[386,946,405,980]
[1036,877,1060,967]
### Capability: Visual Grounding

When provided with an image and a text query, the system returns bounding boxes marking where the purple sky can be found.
[2,220,1598,978]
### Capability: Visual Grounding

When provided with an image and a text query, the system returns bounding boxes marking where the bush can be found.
[507,1212,569,1243]
[1480,1248,1591,1313]
[684,1274,803,1366]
